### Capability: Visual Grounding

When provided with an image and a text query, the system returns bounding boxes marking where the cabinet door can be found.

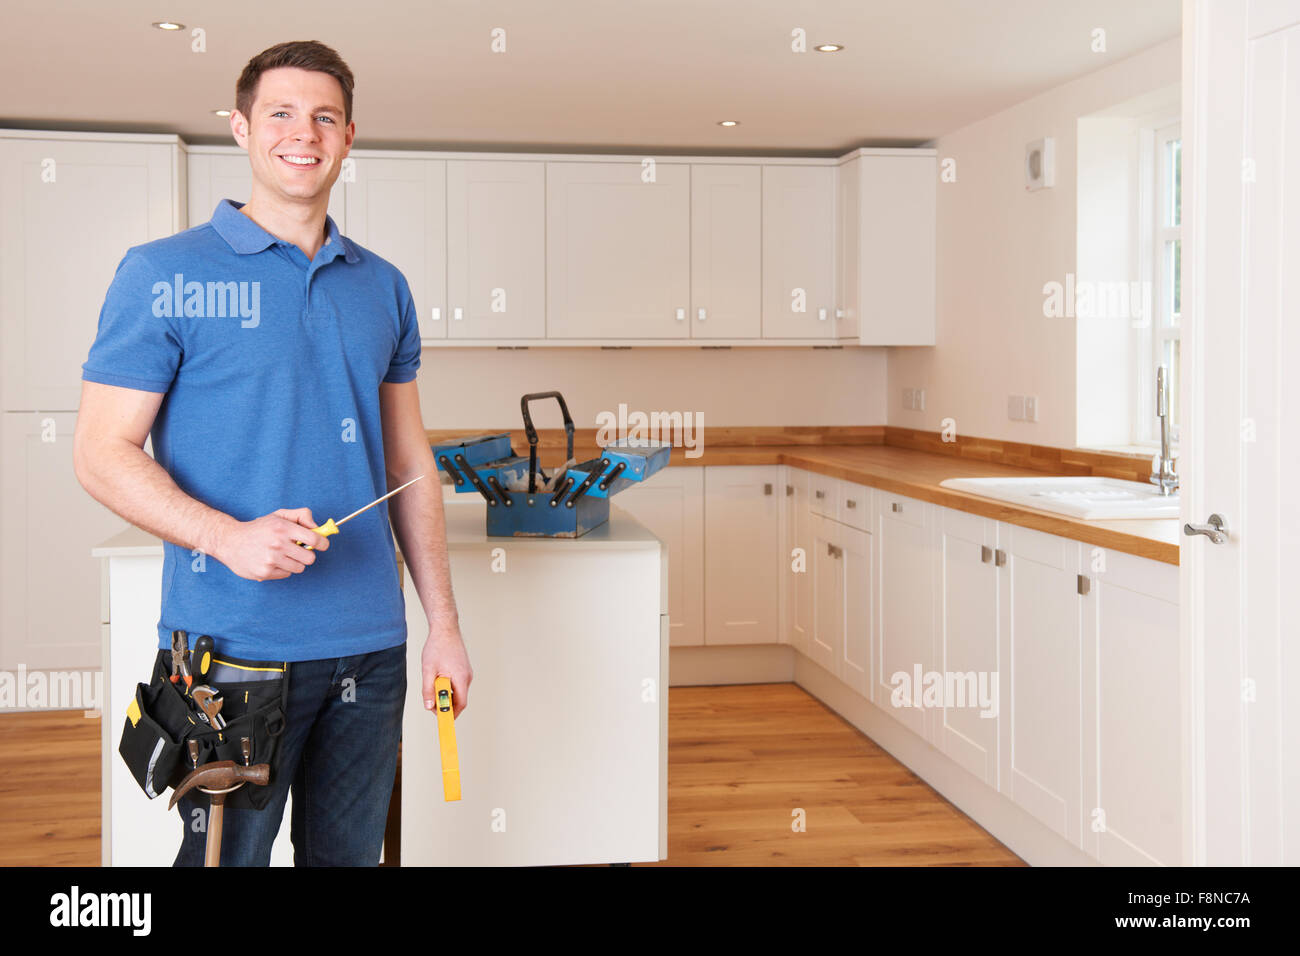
[809,514,843,675]
[1,412,127,671]
[998,524,1082,847]
[761,165,835,339]
[612,467,704,647]
[873,492,935,737]
[935,507,1000,788]
[187,148,346,231]
[783,467,814,653]
[835,158,861,339]
[345,157,446,341]
[1082,550,1184,865]
[1,138,178,410]
[838,524,872,697]
[546,162,690,339]
[703,465,780,644]
[446,160,545,340]
[690,164,760,339]
[855,154,936,345]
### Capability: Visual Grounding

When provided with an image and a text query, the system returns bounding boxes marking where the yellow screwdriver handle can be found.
[296,517,338,551]
[434,675,461,801]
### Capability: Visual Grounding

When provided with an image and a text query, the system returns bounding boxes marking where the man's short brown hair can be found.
[235,40,355,124]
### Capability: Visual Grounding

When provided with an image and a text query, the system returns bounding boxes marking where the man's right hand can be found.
[212,507,330,581]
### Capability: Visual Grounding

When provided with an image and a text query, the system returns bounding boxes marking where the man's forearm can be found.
[75,435,235,555]
[387,464,459,630]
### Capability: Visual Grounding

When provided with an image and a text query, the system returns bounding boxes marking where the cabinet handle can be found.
[431,307,442,321]
[846,499,857,509]
[698,308,707,322]
[1077,574,1090,596]
[995,549,1007,567]
[815,490,825,500]
[453,307,463,321]
[891,502,902,513]
[786,485,793,496]
[827,543,842,558]
[836,308,845,319]
[981,546,992,564]
[764,483,773,496]
[676,307,686,321]
[818,307,828,321]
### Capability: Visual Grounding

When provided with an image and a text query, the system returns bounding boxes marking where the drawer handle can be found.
[1077,574,1091,595]
[981,545,992,564]
[786,485,793,496]
[995,549,1007,567]
[827,543,842,558]
[764,483,773,496]
[891,502,902,513]
[846,499,857,509]
[815,490,825,500]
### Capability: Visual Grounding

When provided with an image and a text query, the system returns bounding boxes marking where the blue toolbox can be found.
[431,391,671,538]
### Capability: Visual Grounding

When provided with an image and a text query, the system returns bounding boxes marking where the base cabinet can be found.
[703,465,780,644]
[873,491,934,738]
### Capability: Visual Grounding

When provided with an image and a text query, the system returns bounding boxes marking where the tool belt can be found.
[118,641,289,811]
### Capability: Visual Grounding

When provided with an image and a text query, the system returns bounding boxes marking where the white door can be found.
[809,515,843,675]
[783,468,814,654]
[445,160,545,340]
[546,162,690,339]
[1182,0,1300,865]
[690,164,761,339]
[873,492,934,735]
[838,524,872,697]
[761,165,836,339]
[345,157,446,341]
[703,465,780,645]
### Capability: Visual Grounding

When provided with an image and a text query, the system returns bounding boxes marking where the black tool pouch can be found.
[118,645,290,811]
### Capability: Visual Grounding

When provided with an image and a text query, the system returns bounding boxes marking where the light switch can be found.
[1024,396,1038,422]
[915,389,926,411]
[1008,395,1025,421]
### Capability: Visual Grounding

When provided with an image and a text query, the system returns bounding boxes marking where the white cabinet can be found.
[761,165,836,338]
[782,467,814,655]
[612,466,704,647]
[546,161,690,339]
[837,151,936,345]
[187,146,346,231]
[809,515,844,675]
[934,508,1000,788]
[873,491,935,737]
[2,412,126,671]
[0,133,183,411]
[997,524,1083,847]
[703,465,780,644]
[445,160,545,340]
[690,164,761,339]
[837,522,872,696]
[1081,549,1183,865]
[345,157,446,341]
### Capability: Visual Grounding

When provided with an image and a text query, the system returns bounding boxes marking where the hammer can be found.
[168,760,270,867]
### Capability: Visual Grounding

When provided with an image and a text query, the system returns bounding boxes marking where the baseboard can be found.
[668,644,796,685]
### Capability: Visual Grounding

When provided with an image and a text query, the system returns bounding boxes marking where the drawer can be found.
[877,490,927,529]
[808,473,839,520]
[838,481,871,531]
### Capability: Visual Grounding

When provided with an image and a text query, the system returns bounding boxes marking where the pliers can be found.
[170,630,193,689]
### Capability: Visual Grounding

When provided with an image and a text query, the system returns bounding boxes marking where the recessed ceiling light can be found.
[717,120,739,127]
[815,43,844,53]
[152,21,185,31]
[212,109,232,117]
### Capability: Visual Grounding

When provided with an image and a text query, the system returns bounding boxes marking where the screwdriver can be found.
[296,475,425,550]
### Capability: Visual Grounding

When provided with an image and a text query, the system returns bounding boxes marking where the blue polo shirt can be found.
[82,199,422,662]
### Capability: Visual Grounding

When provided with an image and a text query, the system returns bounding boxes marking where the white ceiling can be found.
[0,0,1180,155]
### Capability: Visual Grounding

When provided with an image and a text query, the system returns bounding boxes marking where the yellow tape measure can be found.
[433,675,461,801]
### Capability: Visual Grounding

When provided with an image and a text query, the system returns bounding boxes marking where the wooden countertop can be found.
[509,441,1178,565]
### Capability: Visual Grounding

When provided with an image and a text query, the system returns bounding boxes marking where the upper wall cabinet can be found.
[546,161,691,339]
[1,133,184,411]
[690,164,761,339]
[446,160,546,340]
[762,165,836,339]
[838,151,937,346]
[187,146,346,231]
[345,157,447,342]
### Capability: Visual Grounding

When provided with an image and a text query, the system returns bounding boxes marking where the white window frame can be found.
[1133,118,1182,446]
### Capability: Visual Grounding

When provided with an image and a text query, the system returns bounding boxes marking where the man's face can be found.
[231,66,354,205]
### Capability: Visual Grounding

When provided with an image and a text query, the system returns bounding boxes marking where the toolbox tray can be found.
[431,391,670,538]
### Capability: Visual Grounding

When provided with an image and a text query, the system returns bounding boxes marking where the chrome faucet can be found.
[1150,365,1179,496]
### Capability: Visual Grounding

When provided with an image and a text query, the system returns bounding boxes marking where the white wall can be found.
[414,346,888,431]
[888,39,1181,449]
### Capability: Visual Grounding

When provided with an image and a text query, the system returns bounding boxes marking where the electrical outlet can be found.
[1024,396,1038,422]
[1008,395,1025,421]
[915,388,926,411]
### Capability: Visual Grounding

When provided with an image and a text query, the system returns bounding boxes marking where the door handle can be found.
[1184,513,1228,544]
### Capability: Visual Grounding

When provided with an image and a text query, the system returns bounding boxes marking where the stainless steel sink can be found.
[938,476,1180,520]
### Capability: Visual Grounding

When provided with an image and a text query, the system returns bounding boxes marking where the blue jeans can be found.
[173,642,406,866]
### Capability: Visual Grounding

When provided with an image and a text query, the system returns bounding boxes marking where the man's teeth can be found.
[282,156,319,165]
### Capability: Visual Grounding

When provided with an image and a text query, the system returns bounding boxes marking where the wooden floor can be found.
[0,683,1021,866]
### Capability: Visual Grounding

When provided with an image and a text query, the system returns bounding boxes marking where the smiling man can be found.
[74,40,470,866]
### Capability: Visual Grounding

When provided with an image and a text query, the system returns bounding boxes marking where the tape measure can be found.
[433,676,461,801]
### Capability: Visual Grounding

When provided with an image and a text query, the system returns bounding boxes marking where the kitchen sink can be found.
[938,476,1180,520]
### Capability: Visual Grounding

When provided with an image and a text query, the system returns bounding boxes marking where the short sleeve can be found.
[383,274,422,384]
[81,248,183,392]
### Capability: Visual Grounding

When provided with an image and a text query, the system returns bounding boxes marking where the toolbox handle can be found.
[520,392,575,493]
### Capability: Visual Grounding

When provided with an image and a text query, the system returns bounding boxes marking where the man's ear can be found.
[343,120,356,155]
[230,111,250,149]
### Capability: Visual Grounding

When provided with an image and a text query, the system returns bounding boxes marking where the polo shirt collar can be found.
[211,199,358,264]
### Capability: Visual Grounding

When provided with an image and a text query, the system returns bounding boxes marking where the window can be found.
[1143,122,1182,443]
